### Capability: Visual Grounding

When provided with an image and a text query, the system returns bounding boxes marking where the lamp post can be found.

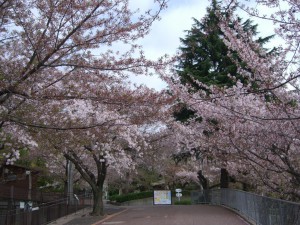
[67,160,74,205]
[26,170,32,200]
[26,170,32,225]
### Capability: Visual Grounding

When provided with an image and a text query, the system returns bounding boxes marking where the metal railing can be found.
[191,189,300,225]
[0,193,93,225]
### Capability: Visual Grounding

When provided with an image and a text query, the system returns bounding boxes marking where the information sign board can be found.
[153,190,172,205]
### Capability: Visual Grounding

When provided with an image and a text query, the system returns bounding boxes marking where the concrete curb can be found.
[47,207,92,225]
[91,209,128,225]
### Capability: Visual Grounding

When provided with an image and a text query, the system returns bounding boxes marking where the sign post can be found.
[175,189,182,202]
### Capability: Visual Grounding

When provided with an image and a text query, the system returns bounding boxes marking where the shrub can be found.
[109,191,153,203]
[174,200,191,205]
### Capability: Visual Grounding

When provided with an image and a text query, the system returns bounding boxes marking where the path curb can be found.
[91,209,128,225]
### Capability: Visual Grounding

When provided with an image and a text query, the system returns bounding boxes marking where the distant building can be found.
[0,164,40,209]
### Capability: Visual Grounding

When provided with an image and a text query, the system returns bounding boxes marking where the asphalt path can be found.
[93,205,251,225]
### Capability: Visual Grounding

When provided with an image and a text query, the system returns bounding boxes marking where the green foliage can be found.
[173,104,196,123]
[36,174,65,193]
[0,70,4,81]
[16,148,47,169]
[14,148,31,167]
[109,191,153,203]
[177,1,240,92]
[287,99,297,107]
[134,167,161,191]
[174,200,191,205]
[176,0,274,93]
[108,187,119,197]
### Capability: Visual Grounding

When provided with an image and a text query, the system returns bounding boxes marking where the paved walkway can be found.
[94,205,250,225]
[48,205,126,225]
[49,204,251,225]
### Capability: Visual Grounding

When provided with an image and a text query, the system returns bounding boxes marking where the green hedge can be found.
[109,190,192,203]
[174,200,191,205]
[109,191,153,203]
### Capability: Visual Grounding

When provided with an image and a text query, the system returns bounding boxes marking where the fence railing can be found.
[191,189,300,225]
[0,193,93,225]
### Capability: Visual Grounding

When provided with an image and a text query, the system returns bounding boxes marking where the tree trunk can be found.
[197,170,208,190]
[242,182,249,191]
[63,151,107,216]
[220,168,229,188]
[64,160,68,197]
[118,188,123,195]
[91,186,104,216]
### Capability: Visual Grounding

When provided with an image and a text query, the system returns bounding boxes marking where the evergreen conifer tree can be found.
[177,0,274,92]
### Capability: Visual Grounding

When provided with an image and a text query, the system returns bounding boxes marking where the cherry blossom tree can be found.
[0,0,169,167]
[138,127,179,189]
[34,78,174,215]
[216,0,300,199]
[0,0,178,216]
[160,0,300,200]
[131,122,220,190]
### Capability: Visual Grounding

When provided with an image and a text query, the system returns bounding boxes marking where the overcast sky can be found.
[127,0,210,90]
[137,0,210,59]
[128,0,277,90]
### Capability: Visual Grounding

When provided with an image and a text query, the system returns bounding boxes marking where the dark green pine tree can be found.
[176,0,274,93]
[174,0,275,189]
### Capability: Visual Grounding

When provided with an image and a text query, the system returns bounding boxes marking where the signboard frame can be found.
[153,190,172,205]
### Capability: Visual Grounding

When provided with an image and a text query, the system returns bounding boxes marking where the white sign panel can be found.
[176,193,182,197]
[153,190,172,205]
